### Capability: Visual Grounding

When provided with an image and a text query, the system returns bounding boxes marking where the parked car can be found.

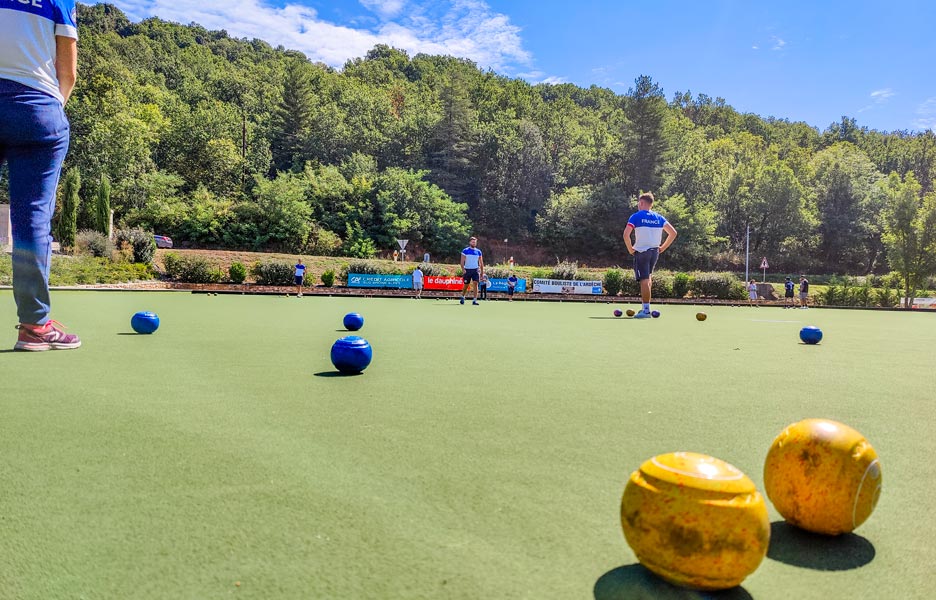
[154,235,173,249]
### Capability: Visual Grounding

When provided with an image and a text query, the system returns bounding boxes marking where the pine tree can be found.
[95,174,111,237]
[57,167,81,251]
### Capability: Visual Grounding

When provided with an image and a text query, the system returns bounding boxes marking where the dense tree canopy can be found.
[8,3,933,272]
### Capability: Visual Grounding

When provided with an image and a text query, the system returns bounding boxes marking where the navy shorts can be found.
[463,268,479,283]
[785,290,794,298]
[633,248,659,281]
[294,275,304,285]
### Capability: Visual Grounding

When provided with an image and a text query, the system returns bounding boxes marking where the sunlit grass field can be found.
[1,291,933,599]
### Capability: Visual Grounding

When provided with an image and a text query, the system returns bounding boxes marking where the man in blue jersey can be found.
[784,276,796,308]
[294,258,306,296]
[2,0,81,350]
[459,237,484,305]
[623,192,677,319]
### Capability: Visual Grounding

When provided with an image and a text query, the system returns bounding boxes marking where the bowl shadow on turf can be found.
[767,521,875,571]
[313,371,363,377]
[594,564,753,600]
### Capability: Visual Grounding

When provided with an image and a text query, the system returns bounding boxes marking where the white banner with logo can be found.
[532,278,603,295]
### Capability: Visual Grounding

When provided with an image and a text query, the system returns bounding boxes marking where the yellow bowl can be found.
[764,419,881,535]
[621,452,770,590]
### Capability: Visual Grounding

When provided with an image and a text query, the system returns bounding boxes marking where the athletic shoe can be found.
[460,297,465,305]
[14,320,81,351]
[633,310,651,319]
[472,300,479,306]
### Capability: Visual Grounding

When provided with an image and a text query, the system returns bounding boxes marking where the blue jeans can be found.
[0,79,70,325]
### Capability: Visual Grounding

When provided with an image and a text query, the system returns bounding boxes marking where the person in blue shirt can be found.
[294,258,306,296]
[784,276,796,308]
[506,273,519,302]
[622,192,677,318]
[2,0,80,350]
[459,237,484,305]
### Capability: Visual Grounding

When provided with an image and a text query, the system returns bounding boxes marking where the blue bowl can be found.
[343,312,364,331]
[331,336,373,374]
[131,311,160,334]
[799,326,823,345]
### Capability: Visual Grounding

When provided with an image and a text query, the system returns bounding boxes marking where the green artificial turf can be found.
[1,291,934,599]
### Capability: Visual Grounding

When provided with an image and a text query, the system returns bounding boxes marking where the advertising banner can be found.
[424,275,466,291]
[347,273,413,288]
[532,278,603,295]
[487,278,527,293]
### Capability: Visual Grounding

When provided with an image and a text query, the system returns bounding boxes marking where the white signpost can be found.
[760,257,769,282]
[397,239,408,263]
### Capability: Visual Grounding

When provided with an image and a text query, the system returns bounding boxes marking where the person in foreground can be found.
[623,192,677,319]
[1,0,81,350]
[459,237,484,305]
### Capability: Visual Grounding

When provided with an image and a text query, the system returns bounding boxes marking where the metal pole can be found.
[744,224,750,282]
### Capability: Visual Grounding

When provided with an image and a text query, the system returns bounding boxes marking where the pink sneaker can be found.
[14,320,82,351]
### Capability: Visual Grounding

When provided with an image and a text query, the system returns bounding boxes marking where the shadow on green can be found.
[767,521,875,570]
[594,564,752,599]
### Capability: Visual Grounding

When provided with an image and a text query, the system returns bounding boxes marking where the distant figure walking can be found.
[748,279,761,307]
[412,265,424,299]
[799,275,810,309]
[479,273,490,300]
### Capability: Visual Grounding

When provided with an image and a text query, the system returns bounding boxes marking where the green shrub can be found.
[690,272,746,299]
[603,268,624,296]
[550,260,579,280]
[321,269,335,287]
[673,272,691,298]
[338,259,405,281]
[419,263,450,277]
[163,253,221,283]
[115,228,156,264]
[162,252,181,277]
[651,271,675,298]
[874,286,900,308]
[530,267,551,279]
[620,270,640,296]
[75,229,112,258]
[229,261,247,284]
[484,266,511,279]
[251,261,295,286]
[307,227,342,256]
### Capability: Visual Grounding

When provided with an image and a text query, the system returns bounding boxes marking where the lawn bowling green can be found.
[1,290,933,599]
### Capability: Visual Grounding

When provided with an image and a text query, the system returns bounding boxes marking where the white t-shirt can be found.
[0,0,79,105]
[462,247,482,269]
[412,269,423,284]
[625,210,668,252]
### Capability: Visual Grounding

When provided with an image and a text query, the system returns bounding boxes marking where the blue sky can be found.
[96,0,936,133]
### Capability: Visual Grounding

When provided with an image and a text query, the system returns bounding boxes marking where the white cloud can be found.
[770,36,786,51]
[751,45,759,50]
[100,0,531,72]
[540,75,567,85]
[360,0,405,19]
[870,88,895,103]
[914,97,936,130]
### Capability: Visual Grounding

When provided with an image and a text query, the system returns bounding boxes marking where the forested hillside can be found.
[18,3,936,272]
